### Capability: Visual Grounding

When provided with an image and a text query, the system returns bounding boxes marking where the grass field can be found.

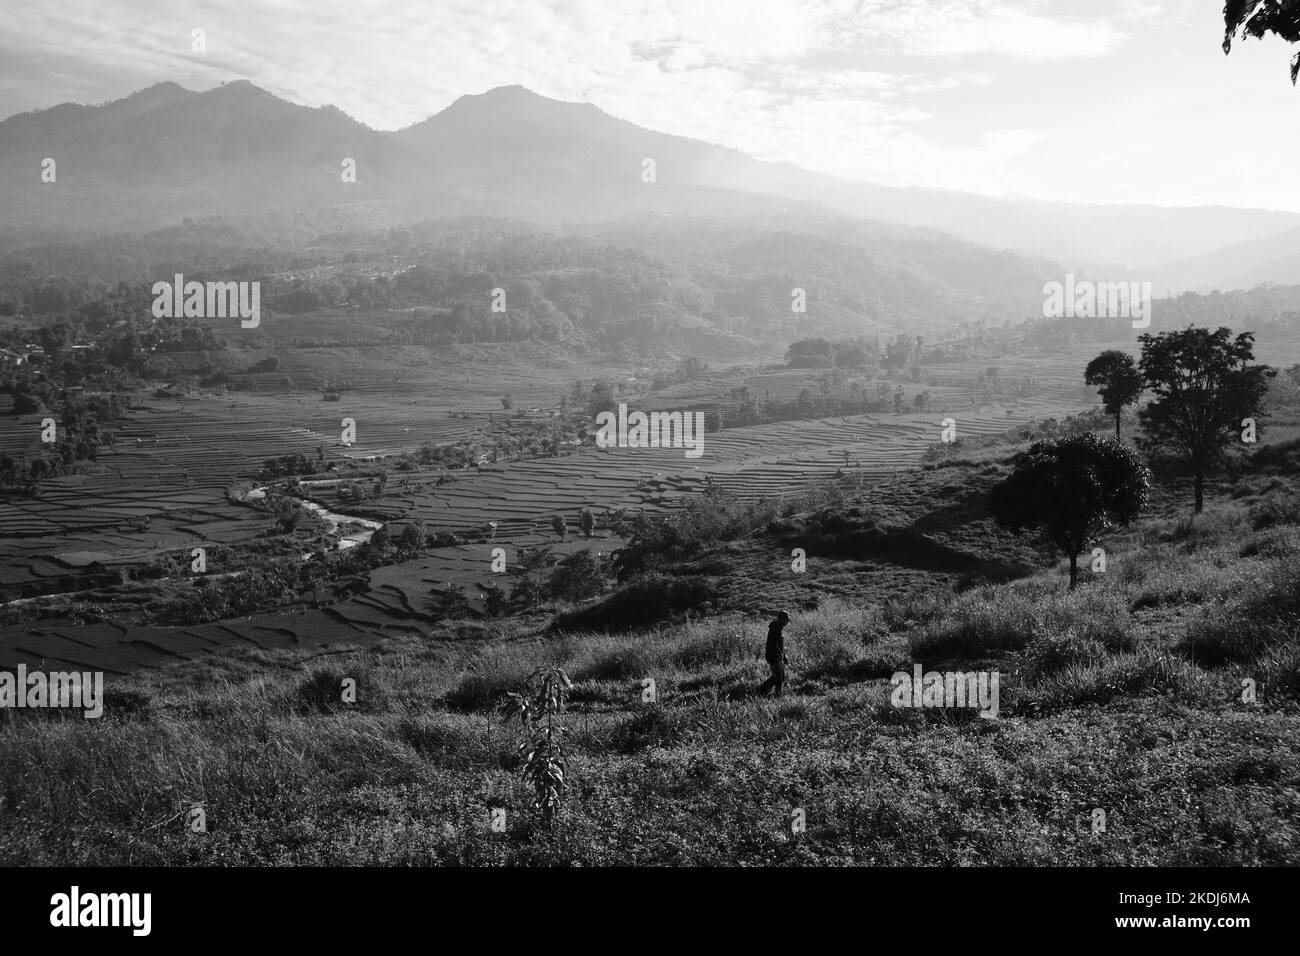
[1,418,1297,864]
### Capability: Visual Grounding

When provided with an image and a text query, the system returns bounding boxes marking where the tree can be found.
[37,324,71,361]
[579,506,595,540]
[990,433,1150,589]
[481,582,507,617]
[884,334,915,371]
[1084,350,1144,439]
[587,381,616,417]
[1223,1,1300,83]
[1136,327,1274,513]
[270,497,301,533]
[785,338,834,368]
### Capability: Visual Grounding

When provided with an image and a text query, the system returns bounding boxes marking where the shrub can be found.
[1019,632,1107,682]
[550,575,717,633]
[443,649,539,711]
[1250,491,1300,531]
[612,483,845,580]
[546,549,610,603]
[1180,562,1300,666]
[509,575,546,612]
[502,666,572,823]
[295,665,376,714]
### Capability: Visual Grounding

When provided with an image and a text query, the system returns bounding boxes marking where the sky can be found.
[1,0,1298,211]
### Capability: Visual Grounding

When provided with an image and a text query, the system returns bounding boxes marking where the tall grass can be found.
[909,579,1132,662]
[1180,562,1300,667]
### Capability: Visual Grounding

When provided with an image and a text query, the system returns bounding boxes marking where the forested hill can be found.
[0,212,1063,346]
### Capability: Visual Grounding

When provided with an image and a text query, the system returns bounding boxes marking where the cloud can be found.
[821,0,1130,60]
[7,0,1291,209]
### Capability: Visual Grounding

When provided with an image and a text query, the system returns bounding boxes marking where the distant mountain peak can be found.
[109,81,193,109]
[204,79,274,98]
[445,84,585,111]
[482,84,539,96]
[133,81,187,96]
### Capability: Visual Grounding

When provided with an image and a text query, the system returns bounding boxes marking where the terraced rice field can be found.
[0,344,1106,673]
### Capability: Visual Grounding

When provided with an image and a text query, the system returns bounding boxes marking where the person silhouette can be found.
[758,610,791,698]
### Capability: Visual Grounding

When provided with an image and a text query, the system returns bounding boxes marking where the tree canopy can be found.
[1084,350,1144,439]
[990,433,1150,588]
[1224,0,1300,83]
[1136,326,1274,512]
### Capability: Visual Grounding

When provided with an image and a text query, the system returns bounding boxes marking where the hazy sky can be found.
[1,0,1297,211]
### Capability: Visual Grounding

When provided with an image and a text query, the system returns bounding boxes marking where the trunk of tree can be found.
[1194,470,1204,513]
[1114,412,1122,441]
[1069,552,1078,589]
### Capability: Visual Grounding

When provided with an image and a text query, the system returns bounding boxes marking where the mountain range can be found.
[0,80,1296,294]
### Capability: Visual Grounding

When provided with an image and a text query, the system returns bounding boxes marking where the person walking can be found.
[758,610,791,698]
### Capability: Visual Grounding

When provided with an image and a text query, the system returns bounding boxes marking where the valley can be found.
[0,337,1113,674]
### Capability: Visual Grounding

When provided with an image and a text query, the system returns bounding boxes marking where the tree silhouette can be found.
[1084,350,1144,440]
[1136,327,1274,513]
[991,433,1150,589]
[1224,1,1300,83]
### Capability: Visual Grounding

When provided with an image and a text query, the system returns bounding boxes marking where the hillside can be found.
[0,213,1063,344]
[1158,225,1300,293]
[3,423,1297,865]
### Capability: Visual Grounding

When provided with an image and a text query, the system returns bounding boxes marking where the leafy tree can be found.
[1224,0,1300,83]
[884,334,916,371]
[991,433,1150,588]
[1136,327,1274,513]
[271,498,302,534]
[1084,350,1144,439]
[587,381,616,417]
[396,519,424,551]
[785,338,834,368]
[37,324,71,360]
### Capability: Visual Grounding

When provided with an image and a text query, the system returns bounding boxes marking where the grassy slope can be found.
[2,429,1299,866]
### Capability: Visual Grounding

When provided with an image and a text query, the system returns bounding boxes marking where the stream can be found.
[246,483,385,551]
